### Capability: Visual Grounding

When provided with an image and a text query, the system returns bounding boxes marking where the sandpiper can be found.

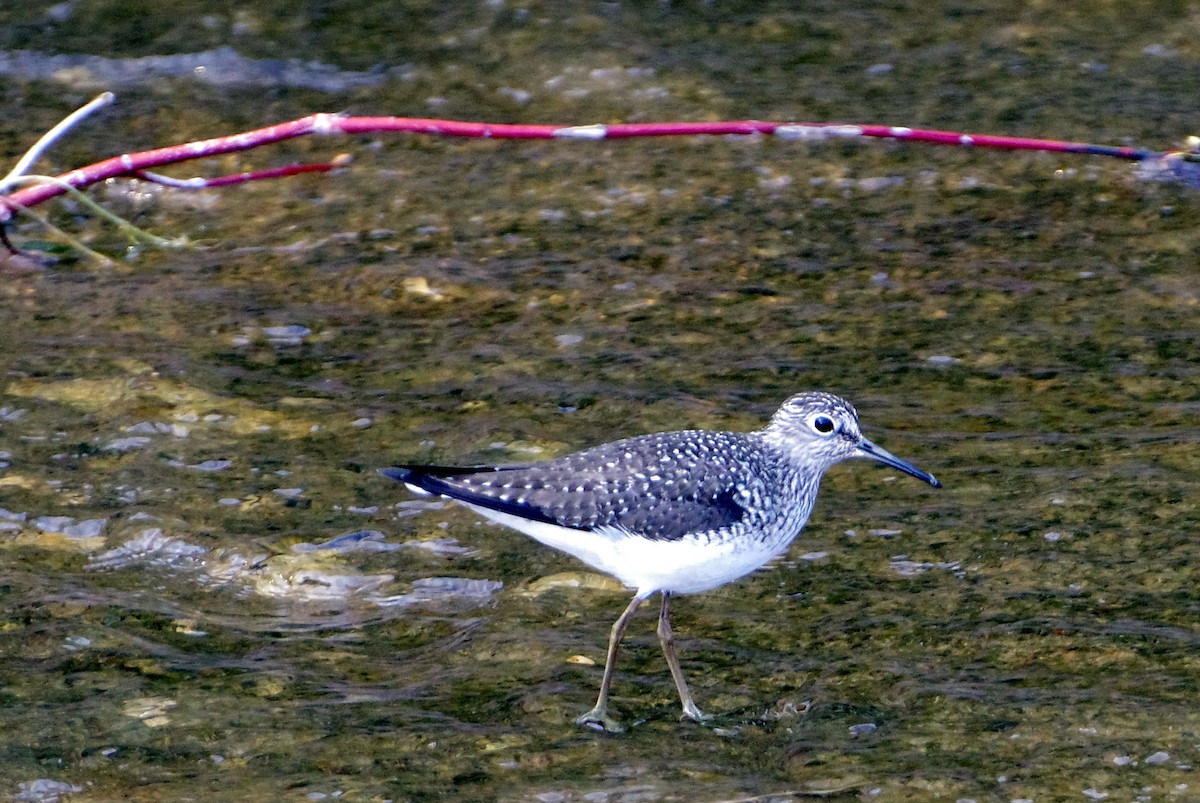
[381,391,940,731]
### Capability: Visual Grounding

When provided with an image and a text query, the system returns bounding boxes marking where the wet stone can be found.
[188,459,232,472]
[13,779,84,803]
[103,436,152,452]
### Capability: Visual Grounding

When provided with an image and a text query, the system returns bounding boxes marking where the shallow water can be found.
[1,2,1198,801]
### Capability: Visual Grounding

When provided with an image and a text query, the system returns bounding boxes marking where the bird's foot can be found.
[680,700,713,724]
[576,705,626,733]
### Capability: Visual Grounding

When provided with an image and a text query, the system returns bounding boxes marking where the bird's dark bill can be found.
[856,438,941,488]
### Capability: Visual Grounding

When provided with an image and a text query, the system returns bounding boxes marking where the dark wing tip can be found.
[379,464,492,496]
[379,463,506,481]
[378,466,415,483]
[379,463,574,530]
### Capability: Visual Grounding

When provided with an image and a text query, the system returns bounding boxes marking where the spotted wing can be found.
[380,432,762,541]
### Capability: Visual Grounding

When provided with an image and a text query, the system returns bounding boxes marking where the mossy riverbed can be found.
[0,2,1197,800]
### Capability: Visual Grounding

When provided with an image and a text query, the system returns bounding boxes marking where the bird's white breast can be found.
[461,501,803,596]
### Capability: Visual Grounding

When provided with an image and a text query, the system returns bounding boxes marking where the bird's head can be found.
[763,391,941,487]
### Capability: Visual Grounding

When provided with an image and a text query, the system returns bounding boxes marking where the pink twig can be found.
[133,154,349,190]
[2,113,1196,224]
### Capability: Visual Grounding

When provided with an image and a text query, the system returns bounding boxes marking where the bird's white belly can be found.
[461,502,796,596]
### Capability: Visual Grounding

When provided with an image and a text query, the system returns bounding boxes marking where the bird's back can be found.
[396,430,808,538]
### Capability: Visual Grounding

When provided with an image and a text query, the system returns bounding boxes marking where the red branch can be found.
[2,114,1195,223]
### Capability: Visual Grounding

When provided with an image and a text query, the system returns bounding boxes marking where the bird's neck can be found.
[752,431,827,500]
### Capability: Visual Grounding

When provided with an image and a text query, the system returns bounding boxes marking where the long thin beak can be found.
[856,437,942,488]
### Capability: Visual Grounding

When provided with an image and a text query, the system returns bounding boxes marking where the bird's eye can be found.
[812,415,836,435]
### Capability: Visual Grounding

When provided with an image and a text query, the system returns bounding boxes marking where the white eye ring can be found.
[810,414,837,436]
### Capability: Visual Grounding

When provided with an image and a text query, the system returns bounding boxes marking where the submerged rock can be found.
[86,527,207,571]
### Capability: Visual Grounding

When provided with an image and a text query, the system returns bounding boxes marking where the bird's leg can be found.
[657,591,709,723]
[576,593,644,733]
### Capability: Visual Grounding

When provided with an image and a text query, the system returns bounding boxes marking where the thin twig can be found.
[4,112,1193,224]
[2,174,180,250]
[0,91,114,192]
[1,102,1196,257]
